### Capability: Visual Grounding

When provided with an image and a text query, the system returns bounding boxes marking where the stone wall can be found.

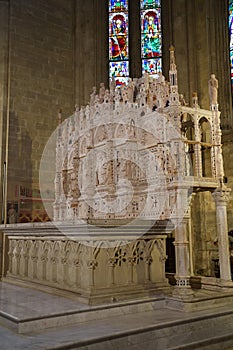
[191,132,233,278]
[4,0,75,217]
[162,0,232,130]
[191,192,217,276]
[0,1,10,222]
[75,0,108,106]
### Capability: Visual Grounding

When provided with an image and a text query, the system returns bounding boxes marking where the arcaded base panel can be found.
[1,222,170,305]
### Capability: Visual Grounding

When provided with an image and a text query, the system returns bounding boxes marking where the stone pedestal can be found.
[173,218,193,299]
[172,188,193,299]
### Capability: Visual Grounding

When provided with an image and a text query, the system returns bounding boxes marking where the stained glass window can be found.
[141,0,162,77]
[230,0,233,91]
[109,0,129,85]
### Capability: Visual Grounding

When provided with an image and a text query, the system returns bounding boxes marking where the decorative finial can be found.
[169,45,176,70]
[168,45,179,105]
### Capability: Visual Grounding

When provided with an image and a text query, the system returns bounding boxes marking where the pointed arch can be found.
[199,117,212,177]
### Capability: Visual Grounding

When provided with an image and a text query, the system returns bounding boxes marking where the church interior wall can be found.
[162,0,233,278]
[75,0,109,106]
[191,192,217,276]
[162,0,232,128]
[0,0,232,276]
[0,1,10,223]
[1,0,75,221]
[223,138,233,229]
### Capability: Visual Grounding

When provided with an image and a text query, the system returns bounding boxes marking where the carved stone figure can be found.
[104,89,111,104]
[139,82,146,106]
[192,92,199,108]
[90,86,97,106]
[99,82,105,103]
[94,94,100,110]
[85,104,90,120]
[208,74,218,105]
[121,85,128,104]
[110,77,116,97]
[97,161,111,185]
[127,78,134,103]
[142,71,150,92]
[156,76,169,109]
[114,87,121,103]
[179,94,187,106]
[8,204,17,224]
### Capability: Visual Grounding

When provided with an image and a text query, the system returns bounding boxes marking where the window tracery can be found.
[108,0,162,85]
[109,0,129,85]
[141,0,162,77]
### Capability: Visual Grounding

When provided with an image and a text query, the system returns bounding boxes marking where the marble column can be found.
[173,219,193,297]
[173,189,193,297]
[212,188,232,283]
[193,114,202,177]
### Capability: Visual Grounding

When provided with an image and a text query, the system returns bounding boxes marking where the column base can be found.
[219,279,233,289]
[172,278,194,300]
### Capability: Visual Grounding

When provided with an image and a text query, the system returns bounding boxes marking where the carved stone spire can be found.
[169,46,180,106]
[169,45,176,72]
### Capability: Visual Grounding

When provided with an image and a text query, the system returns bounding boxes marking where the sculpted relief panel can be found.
[53,49,224,233]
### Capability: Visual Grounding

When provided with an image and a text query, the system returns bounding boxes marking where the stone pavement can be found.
[1,282,233,349]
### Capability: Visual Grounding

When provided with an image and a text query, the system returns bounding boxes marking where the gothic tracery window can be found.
[108,0,162,85]
[109,0,129,85]
[141,0,162,77]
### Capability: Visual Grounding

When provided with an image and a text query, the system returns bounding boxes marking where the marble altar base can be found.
[0,222,170,305]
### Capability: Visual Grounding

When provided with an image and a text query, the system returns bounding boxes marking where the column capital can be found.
[212,187,231,205]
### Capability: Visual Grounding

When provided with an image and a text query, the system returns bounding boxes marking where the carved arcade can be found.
[54,49,225,226]
[5,230,168,304]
